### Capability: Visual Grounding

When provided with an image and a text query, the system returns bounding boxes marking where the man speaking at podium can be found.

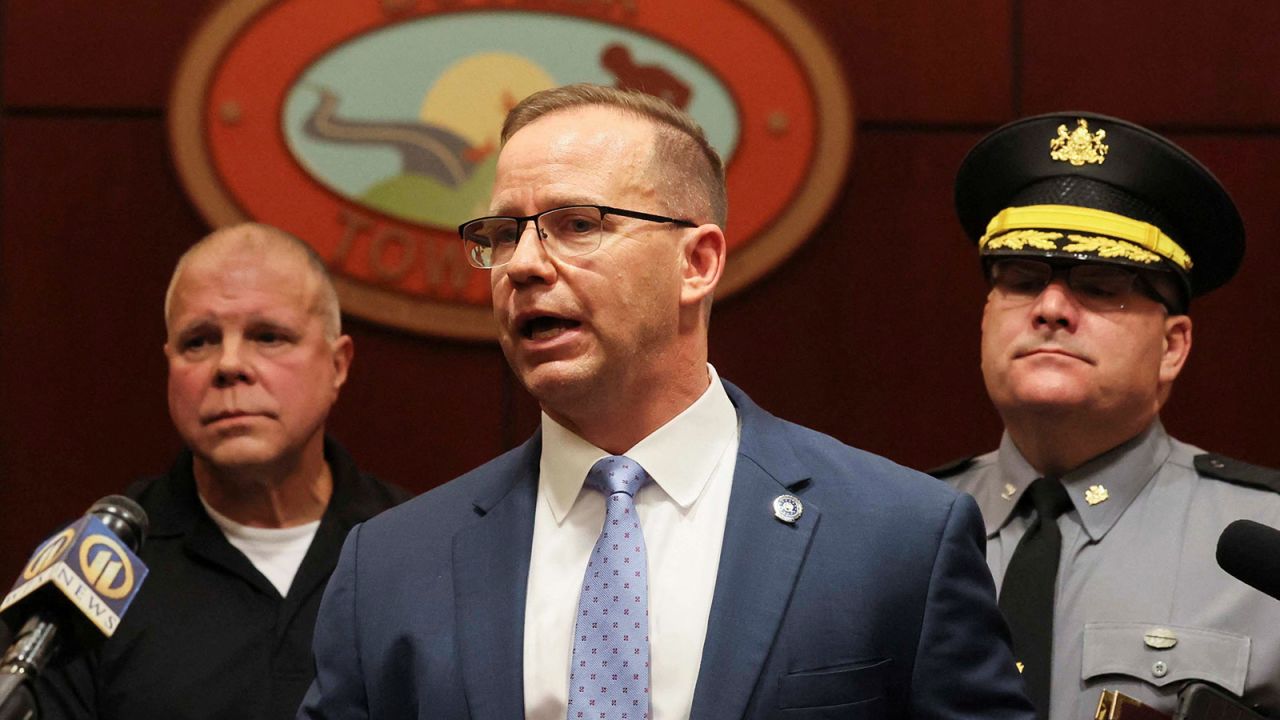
[300,85,1033,719]
[34,224,407,720]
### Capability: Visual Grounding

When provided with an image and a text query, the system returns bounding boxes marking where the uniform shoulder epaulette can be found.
[1194,453,1280,494]
[926,456,977,479]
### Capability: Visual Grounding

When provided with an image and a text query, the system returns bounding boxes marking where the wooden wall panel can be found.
[1158,134,1280,463]
[3,0,223,107]
[0,117,200,573]
[324,326,511,491]
[1021,0,1280,125]
[793,0,1013,123]
[712,129,1002,468]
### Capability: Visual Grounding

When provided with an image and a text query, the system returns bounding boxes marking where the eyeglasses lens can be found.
[989,259,1143,312]
[462,206,605,268]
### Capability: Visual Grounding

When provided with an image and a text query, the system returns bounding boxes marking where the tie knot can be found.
[1026,477,1072,520]
[585,455,649,497]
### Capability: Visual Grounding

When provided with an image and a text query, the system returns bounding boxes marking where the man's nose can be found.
[1031,278,1080,330]
[502,221,557,285]
[213,337,255,387]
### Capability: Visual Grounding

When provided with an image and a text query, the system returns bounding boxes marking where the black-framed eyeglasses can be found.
[458,205,696,269]
[986,258,1176,313]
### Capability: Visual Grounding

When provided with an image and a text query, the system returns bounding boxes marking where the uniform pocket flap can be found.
[777,658,890,710]
[1082,622,1249,695]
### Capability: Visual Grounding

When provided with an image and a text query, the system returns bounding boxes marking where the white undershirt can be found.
[199,496,320,597]
[523,364,740,720]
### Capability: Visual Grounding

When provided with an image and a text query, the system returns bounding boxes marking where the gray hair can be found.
[164,223,342,340]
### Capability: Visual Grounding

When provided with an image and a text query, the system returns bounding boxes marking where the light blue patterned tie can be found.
[567,455,651,720]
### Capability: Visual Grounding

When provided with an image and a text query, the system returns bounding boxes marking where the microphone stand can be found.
[0,615,60,720]
[0,675,36,720]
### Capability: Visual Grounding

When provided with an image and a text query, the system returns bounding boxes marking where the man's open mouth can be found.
[521,316,580,340]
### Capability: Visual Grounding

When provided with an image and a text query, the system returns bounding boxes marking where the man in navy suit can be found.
[299,84,1033,720]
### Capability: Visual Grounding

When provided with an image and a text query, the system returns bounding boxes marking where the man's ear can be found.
[680,224,726,308]
[1159,314,1193,384]
[331,335,355,392]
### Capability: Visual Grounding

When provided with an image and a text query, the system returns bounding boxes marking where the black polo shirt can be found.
[34,438,409,720]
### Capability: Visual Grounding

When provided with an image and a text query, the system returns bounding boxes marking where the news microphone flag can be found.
[1,514,147,637]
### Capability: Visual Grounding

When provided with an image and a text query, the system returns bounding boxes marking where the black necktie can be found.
[999,477,1073,720]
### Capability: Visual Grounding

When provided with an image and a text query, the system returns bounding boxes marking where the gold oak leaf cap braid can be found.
[954,111,1245,301]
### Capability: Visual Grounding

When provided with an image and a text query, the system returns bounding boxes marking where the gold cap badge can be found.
[1050,118,1109,166]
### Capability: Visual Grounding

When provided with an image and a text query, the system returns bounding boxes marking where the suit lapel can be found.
[690,384,819,720]
[453,434,541,720]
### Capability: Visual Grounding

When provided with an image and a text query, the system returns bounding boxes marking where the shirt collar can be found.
[990,420,1171,541]
[144,436,403,539]
[539,364,738,525]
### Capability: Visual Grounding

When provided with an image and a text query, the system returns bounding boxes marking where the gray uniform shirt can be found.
[947,421,1280,720]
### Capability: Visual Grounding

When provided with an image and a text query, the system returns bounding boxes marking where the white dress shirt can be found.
[523,365,740,720]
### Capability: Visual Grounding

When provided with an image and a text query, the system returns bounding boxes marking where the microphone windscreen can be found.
[86,496,148,553]
[1216,519,1280,602]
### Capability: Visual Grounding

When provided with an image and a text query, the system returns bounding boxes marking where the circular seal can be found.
[772,494,803,524]
[168,0,854,340]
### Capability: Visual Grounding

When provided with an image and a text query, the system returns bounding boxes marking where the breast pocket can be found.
[1082,622,1250,695]
[777,658,890,715]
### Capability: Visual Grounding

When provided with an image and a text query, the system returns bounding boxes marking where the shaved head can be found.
[164,223,342,340]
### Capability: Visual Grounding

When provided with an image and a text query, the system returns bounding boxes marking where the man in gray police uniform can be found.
[934,112,1280,720]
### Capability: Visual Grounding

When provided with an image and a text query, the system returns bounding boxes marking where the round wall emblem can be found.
[170,0,854,339]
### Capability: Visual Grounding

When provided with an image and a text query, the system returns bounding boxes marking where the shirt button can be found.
[1152,660,1169,678]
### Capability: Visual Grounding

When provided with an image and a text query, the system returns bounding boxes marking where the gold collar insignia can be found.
[1085,484,1110,505]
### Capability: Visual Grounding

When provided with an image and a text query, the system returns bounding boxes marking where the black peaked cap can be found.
[955,112,1244,296]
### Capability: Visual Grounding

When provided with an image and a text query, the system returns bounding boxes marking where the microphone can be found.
[0,496,150,719]
[1216,519,1280,602]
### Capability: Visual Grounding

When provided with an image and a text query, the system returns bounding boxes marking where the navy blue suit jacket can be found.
[300,383,1033,719]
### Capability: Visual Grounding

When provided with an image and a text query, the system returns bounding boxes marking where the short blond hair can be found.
[501,83,727,227]
[164,223,342,340]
